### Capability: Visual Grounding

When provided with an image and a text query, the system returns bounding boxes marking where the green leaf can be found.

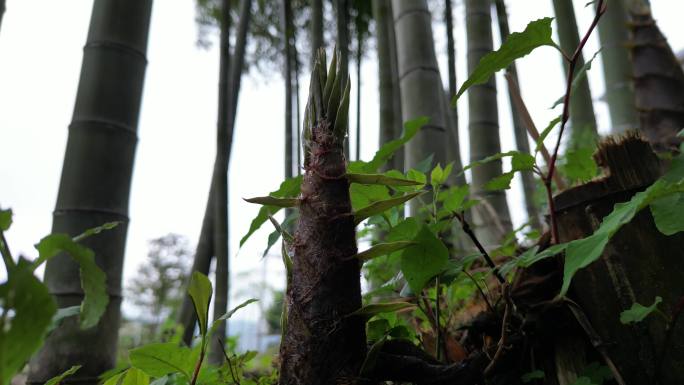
[129,343,195,380]
[650,192,684,235]
[349,302,416,317]
[188,272,212,338]
[400,225,449,293]
[349,116,427,173]
[120,368,150,385]
[511,152,535,171]
[0,262,57,385]
[620,296,663,324]
[350,184,390,211]
[414,154,435,174]
[240,176,302,247]
[46,306,81,334]
[354,241,416,262]
[522,370,545,383]
[333,77,351,139]
[453,18,556,103]
[347,173,423,187]
[34,234,108,329]
[485,172,515,191]
[536,116,562,153]
[354,191,426,225]
[243,196,298,208]
[443,185,470,212]
[560,147,597,183]
[551,49,602,109]
[461,151,523,174]
[0,208,12,231]
[359,336,387,376]
[45,365,82,385]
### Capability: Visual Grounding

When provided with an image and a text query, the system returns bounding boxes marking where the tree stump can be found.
[553,133,684,384]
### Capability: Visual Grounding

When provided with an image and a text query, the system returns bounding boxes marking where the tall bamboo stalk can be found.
[372,0,402,171]
[551,0,598,148]
[27,1,152,383]
[391,0,449,171]
[597,0,638,133]
[465,0,512,245]
[284,0,294,180]
[443,0,465,186]
[336,0,350,159]
[494,0,540,229]
[0,0,6,34]
[311,0,324,63]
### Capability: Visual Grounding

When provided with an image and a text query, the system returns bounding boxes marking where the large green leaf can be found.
[443,185,470,212]
[649,192,684,235]
[354,191,426,225]
[0,262,57,385]
[240,176,302,247]
[560,147,597,183]
[188,272,213,338]
[453,18,556,102]
[44,365,81,385]
[348,117,428,173]
[400,225,449,293]
[349,184,390,211]
[620,296,663,324]
[129,343,196,380]
[34,234,108,329]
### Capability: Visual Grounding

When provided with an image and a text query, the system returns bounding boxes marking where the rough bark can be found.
[553,134,684,384]
[465,0,512,246]
[627,4,684,152]
[372,0,403,171]
[27,0,152,383]
[278,53,366,385]
[597,0,638,134]
[551,0,599,148]
[494,0,541,229]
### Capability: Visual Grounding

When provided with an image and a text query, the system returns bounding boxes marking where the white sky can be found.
[1,0,683,320]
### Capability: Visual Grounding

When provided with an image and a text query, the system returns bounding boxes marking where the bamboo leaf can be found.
[243,196,298,208]
[326,72,342,128]
[536,116,562,153]
[620,296,663,324]
[550,49,602,109]
[354,241,416,262]
[210,299,259,336]
[72,221,120,243]
[346,173,423,187]
[349,302,416,317]
[354,191,426,225]
[453,18,557,103]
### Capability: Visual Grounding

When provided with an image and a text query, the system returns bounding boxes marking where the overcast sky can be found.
[1,0,683,320]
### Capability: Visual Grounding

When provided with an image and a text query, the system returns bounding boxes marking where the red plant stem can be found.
[544,0,606,244]
[190,344,206,385]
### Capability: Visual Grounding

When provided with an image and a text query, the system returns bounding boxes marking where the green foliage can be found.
[521,370,545,383]
[390,221,449,293]
[354,191,425,225]
[0,260,57,385]
[240,176,302,247]
[620,296,663,324]
[649,192,684,235]
[243,196,298,208]
[453,18,557,103]
[536,116,562,153]
[559,147,597,183]
[0,208,11,231]
[130,343,197,380]
[550,49,602,109]
[44,365,81,385]
[354,241,416,262]
[104,368,150,385]
[347,173,422,186]
[188,272,213,338]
